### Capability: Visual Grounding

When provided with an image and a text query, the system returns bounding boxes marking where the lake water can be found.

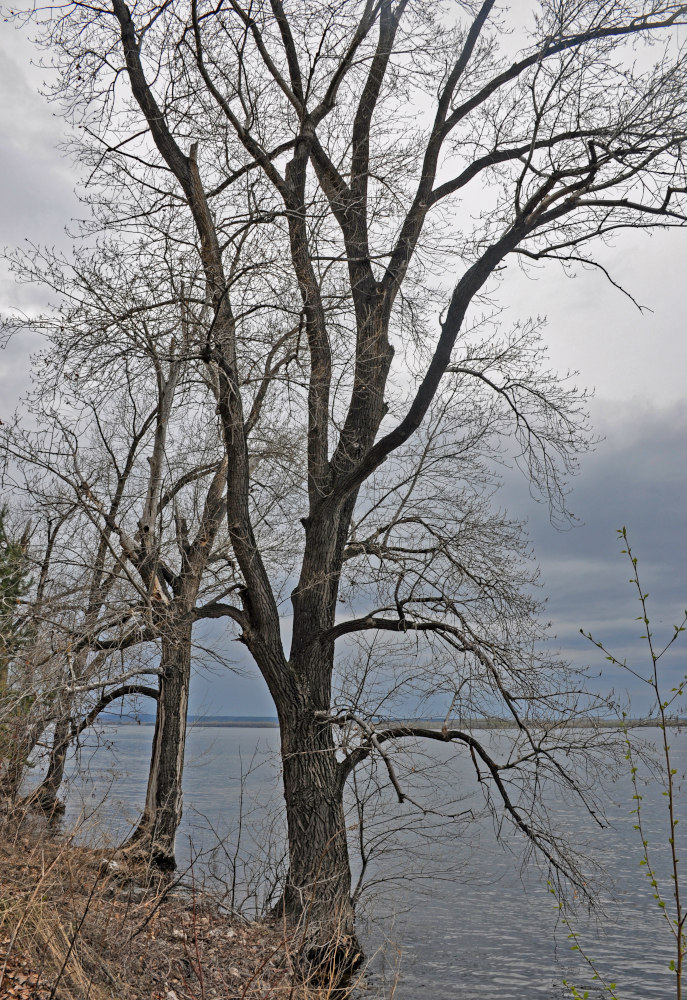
[56,724,686,999]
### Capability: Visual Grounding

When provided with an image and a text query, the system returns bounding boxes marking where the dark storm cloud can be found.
[190,401,687,717]
[503,398,687,709]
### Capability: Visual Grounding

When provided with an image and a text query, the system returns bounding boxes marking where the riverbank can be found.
[0,810,355,1000]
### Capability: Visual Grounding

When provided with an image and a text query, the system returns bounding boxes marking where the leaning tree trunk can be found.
[125,618,192,869]
[26,646,92,815]
[25,711,70,816]
[0,714,44,803]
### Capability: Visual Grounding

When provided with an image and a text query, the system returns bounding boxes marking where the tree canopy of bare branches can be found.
[4,0,687,968]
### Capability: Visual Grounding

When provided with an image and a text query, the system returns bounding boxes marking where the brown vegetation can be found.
[0,812,367,1000]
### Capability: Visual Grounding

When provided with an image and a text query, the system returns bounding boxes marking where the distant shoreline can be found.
[101,715,280,728]
[103,715,683,730]
[190,719,279,728]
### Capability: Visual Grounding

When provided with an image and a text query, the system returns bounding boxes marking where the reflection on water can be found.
[59,725,686,1000]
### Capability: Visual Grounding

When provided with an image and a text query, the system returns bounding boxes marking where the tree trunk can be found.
[25,712,70,816]
[125,619,192,869]
[276,687,361,985]
[0,714,44,804]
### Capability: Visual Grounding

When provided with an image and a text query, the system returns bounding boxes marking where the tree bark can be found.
[125,619,192,869]
[280,709,351,919]
[276,688,361,984]
[26,649,101,815]
[25,712,70,816]
[0,714,44,803]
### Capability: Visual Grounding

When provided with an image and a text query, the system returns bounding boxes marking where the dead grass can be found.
[0,809,377,1000]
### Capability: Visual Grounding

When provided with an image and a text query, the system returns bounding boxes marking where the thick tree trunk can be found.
[280,711,352,921]
[275,681,361,985]
[125,619,192,869]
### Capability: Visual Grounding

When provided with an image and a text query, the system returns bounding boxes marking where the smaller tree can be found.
[0,507,38,800]
[1,231,299,857]
[0,507,31,691]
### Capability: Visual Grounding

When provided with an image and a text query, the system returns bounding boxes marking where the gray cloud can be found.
[502,398,687,711]
[502,229,687,406]
[0,29,79,249]
[0,27,82,411]
[2,20,685,717]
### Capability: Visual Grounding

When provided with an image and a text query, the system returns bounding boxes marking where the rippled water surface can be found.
[58,725,686,999]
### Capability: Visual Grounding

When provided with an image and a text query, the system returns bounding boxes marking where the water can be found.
[56,724,686,999]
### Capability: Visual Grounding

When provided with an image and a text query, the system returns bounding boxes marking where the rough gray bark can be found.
[277,683,353,927]
[126,619,192,868]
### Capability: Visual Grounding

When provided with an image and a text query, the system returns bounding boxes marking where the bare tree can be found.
[0,505,38,800]
[0,502,121,805]
[7,0,687,970]
[1,238,302,854]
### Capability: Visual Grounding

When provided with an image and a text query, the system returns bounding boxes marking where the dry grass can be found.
[0,809,378,1000]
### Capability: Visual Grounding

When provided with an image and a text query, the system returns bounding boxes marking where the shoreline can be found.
[110,716,683,730]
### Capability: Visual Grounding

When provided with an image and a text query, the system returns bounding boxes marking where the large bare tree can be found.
[7,0,687,970]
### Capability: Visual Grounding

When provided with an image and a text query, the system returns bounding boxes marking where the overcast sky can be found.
[1,18,685,719]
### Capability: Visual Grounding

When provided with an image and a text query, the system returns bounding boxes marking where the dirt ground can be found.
[0,813,363,1000]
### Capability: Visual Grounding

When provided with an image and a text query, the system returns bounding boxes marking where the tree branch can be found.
[72,683,159,737]
[337,717,590,892]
